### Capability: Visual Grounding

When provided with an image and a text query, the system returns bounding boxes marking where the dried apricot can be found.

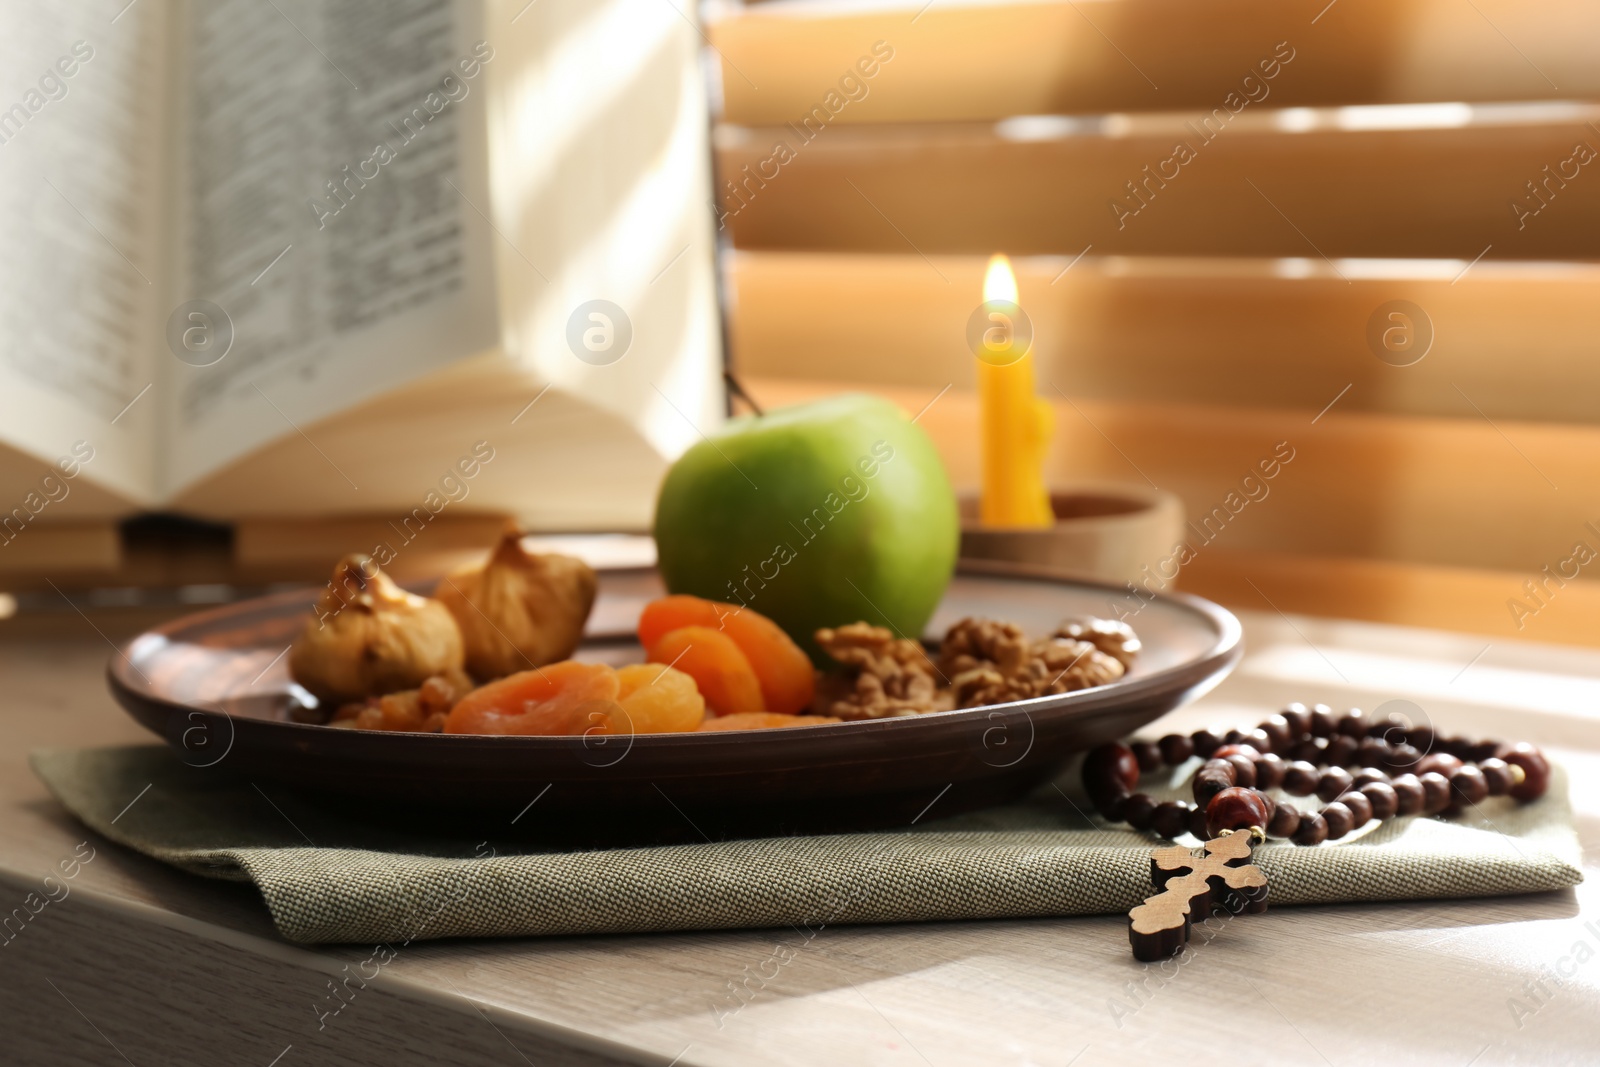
[639,596,815,714]
[697,712,841,731]
[639,595,731,649]
[443,660,619,735]
[647,625,764,716]
[607,663,706,734]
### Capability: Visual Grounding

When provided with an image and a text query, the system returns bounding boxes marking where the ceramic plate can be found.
[108,563,1241,839]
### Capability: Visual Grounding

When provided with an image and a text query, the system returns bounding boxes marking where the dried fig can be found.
[289,555,465,705]
[435,526,597,679]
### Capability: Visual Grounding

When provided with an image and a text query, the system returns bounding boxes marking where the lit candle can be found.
[977,254,1054,528]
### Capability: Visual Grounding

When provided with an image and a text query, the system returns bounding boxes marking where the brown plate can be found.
[107,562,1241,842]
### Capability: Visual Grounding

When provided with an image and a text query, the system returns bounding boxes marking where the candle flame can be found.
[983,254,1018,305]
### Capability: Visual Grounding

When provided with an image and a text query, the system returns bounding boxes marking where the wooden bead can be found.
[1158,733,1194,765]
[1292,810,1328,845]
[1356,737,1390,768]
[1205,786,1270,836]
[1360,781,1399,820]
[1224,754,1257,789]
[1351,768,1390,789]
[1450,765,1489,808]
[1416,752,1463,778]
[1223,728,1247,745]
[1336,710,1367,738]
[1390,773,1425,816]
[1321,801,1355,840]
[1190,729,1222,758]
[1123,793,1159,831]
[1404,725,1434,751]
[1132,741,1163,774]
[1187,804,1212,841]
[1480,757,1514,797]
[1083,742,1140,808]
[1151,801,1191,840]
[1383,744,1422,772]
[1244,728,1275,754]
[1193,759,1237,806]
[1419,771,1452,815]
[1192,778,1231,810]
[1213,743,1261,762]
[1267,799,1302,838]
[1325,735,1359,767]
[1279,705,1310,738]
[1365,713,1405,740]
[1283,761,1320,796]
[1466,739,1501,763]
[1316,767,1354,802]
[1309,705,1336,737]
[1498,742,1550,802]
[1096,790,1130,818]
[1259,714,1293,752]
[1337,791,1373,828]
[1255,753,1287,791]
[1288,738,1323,763]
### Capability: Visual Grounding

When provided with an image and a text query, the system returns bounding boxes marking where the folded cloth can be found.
[32,745,1583,945]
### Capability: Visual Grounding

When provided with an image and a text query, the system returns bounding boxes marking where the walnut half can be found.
[1053,617,1141,668]
[939,617,1128,709]
[813,623,954,720]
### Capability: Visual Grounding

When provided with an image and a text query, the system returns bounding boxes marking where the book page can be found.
[0,0,169,509]
[484,0,725,472]
[160,0,498,500]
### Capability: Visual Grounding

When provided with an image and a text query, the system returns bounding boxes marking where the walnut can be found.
[938,617,1030,678]
[816,622,931,675]
[940,617,1130,709]
[331,668,476,732]
[814,615,1139,716]
[813,623,953,719]
[1053,617,1141,668]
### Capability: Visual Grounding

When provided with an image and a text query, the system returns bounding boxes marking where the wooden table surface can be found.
[2,609,1598,1067]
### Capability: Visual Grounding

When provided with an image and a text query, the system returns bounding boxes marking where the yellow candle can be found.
[978,254,1054,528]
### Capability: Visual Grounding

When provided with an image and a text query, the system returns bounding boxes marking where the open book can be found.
[0,0,723,537]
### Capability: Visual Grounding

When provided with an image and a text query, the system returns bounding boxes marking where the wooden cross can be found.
[1128,830,1269,961]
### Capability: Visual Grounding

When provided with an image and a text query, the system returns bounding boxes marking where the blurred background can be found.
[3,0,1599,649]
[709,0,1600,649]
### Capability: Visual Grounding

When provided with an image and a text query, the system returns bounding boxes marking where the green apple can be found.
[653,393,959,663]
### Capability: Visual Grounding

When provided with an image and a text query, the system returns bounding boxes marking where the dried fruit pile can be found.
[291,530,1136,737]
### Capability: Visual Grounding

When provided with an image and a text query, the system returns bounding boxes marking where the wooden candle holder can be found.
[958,483,1185,586]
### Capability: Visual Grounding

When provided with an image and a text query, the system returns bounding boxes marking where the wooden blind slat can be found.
[1184,548,1600,649]
[730,252,1600,425]
[716,108,1600,258]
[712,0,1600,123]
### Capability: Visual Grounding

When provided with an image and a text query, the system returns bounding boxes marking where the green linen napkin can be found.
[31,745,1583,945]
